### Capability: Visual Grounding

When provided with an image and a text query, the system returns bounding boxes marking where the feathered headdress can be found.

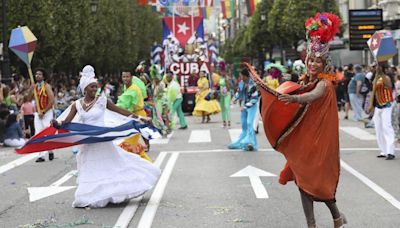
[305,12,341,59]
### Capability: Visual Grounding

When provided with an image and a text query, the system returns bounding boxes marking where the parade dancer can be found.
[28,68,55,162]
[219,70,231,128]
[370,62,396,160]
[165,72,187,130]
[272,13,346,228]
[228,68,259,151]
[59,65,160,208]
[192,71,221,123]
[150,65,169,136]
[117,70,146,117]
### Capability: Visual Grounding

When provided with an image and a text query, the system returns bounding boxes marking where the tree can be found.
[269,0,341,49]
[2,0,162,75]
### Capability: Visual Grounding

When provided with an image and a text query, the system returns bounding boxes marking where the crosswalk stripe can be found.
[0,154,37,175]
[340,127,376,140]
[228,129,242,142]
[188,130,211,143]
[151,131,174,145]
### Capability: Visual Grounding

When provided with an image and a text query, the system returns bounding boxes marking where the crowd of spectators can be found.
[0,71,122,147]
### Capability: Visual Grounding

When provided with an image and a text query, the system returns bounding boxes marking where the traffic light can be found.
[349,9,383,50]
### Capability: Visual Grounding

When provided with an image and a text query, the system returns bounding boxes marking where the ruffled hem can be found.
[192,99,221,116]
[73,178,155,208]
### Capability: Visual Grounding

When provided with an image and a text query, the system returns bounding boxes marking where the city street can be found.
[1,107,400,228]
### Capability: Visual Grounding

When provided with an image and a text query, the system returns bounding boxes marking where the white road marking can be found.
[113,152,167,228]
[0,153,37,175]
[28,170,77,202]
[340,127,376,140]
[165,148,400,154]
[341,160,400,210]
[231,165,276,199]
[137,153,179,228]
[188,130,211,143]
[150,131,174,145]
[228,129,242,142]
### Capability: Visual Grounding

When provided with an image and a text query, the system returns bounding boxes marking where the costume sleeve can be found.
[167,83,179,103]
[295,80,326,104]
[244,86,259,109]
[116,89,138,112]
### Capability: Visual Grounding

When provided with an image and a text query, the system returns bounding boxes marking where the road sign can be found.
[349,9,383,50]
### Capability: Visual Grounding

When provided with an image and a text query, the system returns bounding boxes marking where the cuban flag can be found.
[16,120,161,154]
[151,44,163,64]
[162,16,204,47]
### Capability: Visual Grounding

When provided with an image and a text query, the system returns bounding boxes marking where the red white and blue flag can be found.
[162,16,204,47]
[16,121,160,154]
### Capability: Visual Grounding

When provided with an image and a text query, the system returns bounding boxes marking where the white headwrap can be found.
[79,65,97,91]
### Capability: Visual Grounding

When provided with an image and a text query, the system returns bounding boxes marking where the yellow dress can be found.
[192,77,221,116]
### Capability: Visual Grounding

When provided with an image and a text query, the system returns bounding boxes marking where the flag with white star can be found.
[162,16,204,47]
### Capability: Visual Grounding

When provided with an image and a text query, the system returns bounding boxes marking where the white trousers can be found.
[34,110,54,158]
[373,106,395,156]
[4,138,26,147]
[253,99,260,131]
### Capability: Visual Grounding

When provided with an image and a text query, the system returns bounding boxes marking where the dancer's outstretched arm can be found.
[278,80,326,104]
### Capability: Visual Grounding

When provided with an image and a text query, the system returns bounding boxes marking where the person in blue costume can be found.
[228,67,259,151]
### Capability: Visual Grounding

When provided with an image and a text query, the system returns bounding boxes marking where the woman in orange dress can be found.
[251,13,346,228]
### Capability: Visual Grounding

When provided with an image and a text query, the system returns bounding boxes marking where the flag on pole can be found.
[163,16,204,47]
[221,0,227,18]
[245,0,256,16]
[138,0,148,6]
[367,30,397,62]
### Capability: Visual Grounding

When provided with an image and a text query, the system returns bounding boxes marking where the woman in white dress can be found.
[59,65,161,208]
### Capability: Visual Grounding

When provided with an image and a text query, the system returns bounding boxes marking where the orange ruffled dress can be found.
[246,63,340,202]
[278,79,340,201]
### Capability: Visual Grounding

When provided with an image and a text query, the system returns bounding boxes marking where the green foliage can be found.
[2,0,162,75]
[222,0,341,61]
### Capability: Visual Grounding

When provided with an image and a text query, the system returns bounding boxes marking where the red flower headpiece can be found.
[305,12,341,43]
[305,12,341,59]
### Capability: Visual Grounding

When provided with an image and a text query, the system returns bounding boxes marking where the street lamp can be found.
[260,11,266,21]
[90,0,98,13]
[1,0,11,84]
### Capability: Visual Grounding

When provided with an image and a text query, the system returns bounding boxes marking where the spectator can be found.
[20,95,35,138]
[343,64,354,119]
[55,92,68,117]
[347,64,365,121]
[3,113,25,147]
[0,105,10,145]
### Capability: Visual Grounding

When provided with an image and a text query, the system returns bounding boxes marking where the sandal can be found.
[334,213,347,228]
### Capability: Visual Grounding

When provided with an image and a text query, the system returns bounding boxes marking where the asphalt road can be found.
[1,107,400,228]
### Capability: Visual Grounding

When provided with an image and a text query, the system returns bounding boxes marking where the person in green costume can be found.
[149,65,170,136]
[116,70,147,117]
[219,70,232,128]
[165,72,187,130]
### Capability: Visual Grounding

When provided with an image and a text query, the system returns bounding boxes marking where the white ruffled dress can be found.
[72,96,161,208]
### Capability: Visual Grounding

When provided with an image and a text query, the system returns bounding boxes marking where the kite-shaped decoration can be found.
[9,26,41,113]
[367,30,397,62]
[9,26,37,65]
